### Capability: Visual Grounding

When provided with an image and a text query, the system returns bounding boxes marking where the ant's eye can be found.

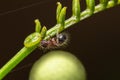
[58,34,66,43]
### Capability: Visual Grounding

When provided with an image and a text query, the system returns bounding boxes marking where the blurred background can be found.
[0,0,120,80]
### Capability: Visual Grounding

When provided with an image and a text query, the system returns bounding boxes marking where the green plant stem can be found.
[0,46,37,80]
[0,0,120,80]
[44,0,120,40]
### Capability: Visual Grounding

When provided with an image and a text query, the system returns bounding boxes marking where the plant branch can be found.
[44,0,120,40]
[0,47,36,80]
[0,0,120,79]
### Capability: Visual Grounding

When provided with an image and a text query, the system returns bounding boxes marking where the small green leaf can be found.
[100,0,109,9]
[56,2,62,23]
[113,0,118,5]
[72,0,81,21]
[58,7,67,32]
[35,19,41,33]
[86,0,95,15]
[118,0,120,4]
[40,26,47,39]
[24,32,41,48]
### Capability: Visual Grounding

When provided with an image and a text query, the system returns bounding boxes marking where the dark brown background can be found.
[0,0,120,80]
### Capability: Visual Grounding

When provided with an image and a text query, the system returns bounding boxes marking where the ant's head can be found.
[57,33,67,43]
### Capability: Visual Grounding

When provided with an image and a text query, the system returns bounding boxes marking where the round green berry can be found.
[29,50,86,80]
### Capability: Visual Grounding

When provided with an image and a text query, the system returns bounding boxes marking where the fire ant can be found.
[38,32,69,50]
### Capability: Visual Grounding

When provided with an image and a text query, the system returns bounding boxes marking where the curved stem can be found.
[0,46,37,80]
[0,0,120,80]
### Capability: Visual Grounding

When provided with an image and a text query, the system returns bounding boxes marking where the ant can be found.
[38,32,69,50]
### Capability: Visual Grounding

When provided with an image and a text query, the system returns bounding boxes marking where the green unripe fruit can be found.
[29,50,86,80]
